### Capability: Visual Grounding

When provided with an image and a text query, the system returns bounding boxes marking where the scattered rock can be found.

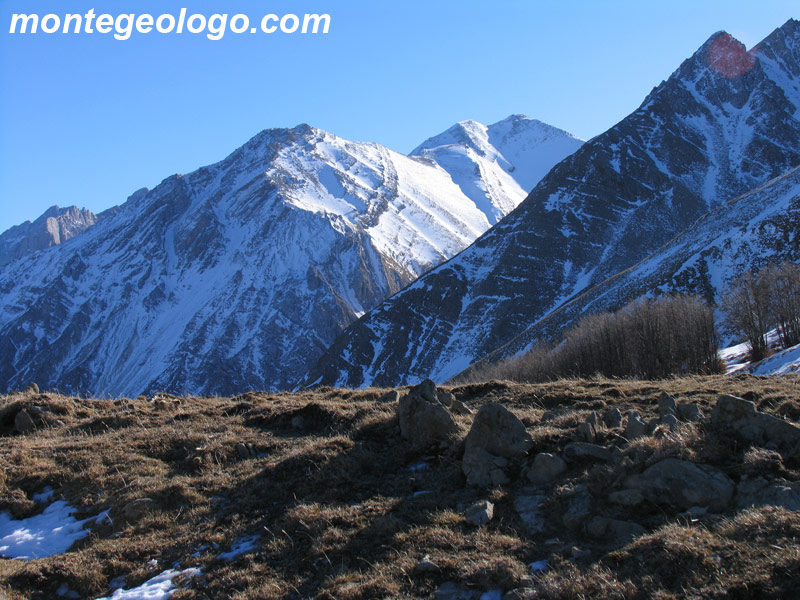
[528,453,567,483]
[14,409,36,434]
[563,443,618,463]
[712,395,800,456]
[677,402,702,422]
[576,422,595,443]
[463,446,510,487]
[24,382,39,395]
[377,390,400,403]
[646,418,660,434]
[624,458,734,512]
[465,500,494,526]
[586,516,646,542]
[608,489,644,507]
[562,485,592,530]
[514,492,547,534]
[660,413,679,432]
[432,582,479,600]
[438,390,456,406]
[235,443,257,459]
[658,391,677,418]
[398,392,458,450]
[623,412,647,440]
[603,408,623,428]
[735,476,800,511]
[121,498,156,522]
[465,403,532,458]
[415,554,440,574]
[449,398,474,416]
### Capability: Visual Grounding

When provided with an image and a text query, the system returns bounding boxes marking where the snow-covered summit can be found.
[0,115,581,396]
[411,115,583,223]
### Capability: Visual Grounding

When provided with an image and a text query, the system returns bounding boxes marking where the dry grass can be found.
[0,375,799,598]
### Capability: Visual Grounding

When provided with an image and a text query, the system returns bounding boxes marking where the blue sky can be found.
[0,0,797,233]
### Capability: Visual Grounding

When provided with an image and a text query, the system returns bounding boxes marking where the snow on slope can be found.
[411,115,583,223]
[0,117,581,396]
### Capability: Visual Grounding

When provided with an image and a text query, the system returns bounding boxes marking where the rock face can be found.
[308,19,800,389]
[712,395,800,456]
[0,205,101,267]
[0,116,580,397]
[462,403,531,487]
[624,458,735,512]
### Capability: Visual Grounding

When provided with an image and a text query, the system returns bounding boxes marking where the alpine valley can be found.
[0,117,581,396]
[307,19,800,388]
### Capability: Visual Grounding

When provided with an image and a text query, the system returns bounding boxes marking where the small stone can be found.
[14,409,36,434]
[603,408,623,428]
[24,382,39,395]
[562,485,592,530]
[661,413,679,432]
[236,443,251,459]
[449,398,473,416]
[514,492,547,534]
[646,418,660,434]
[415,554,440,574]
[587,516,646,542]
[624,412,647,440]
[608,489,644,507]
[563,443,615,463]
[463,446,510,487]
[465,500,494,526]
[677,403,702,422]
[438,390,456,406]
[576,422,596,443]
[658,391,677,418]
[528,453,567,483]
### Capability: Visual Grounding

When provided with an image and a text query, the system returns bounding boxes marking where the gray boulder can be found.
[465,500,494,526]
[463,446,510,487]
[377,390,400,403]
[586,516,647,542]
[398,392,458,450]
[603,408,623,428]
[410,378,438,403]
[658,391,677,418]
[563,442,619,463]
[465,403,532,458]
[735,476,800,511]
[677,402,702,422]
[14,409,36,434]
[624,458,734,512]
[624,412,647,440]
[528,452,567,483]
[712,395,800,456]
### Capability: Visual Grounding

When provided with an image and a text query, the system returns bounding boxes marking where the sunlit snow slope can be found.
[0,118,581,396]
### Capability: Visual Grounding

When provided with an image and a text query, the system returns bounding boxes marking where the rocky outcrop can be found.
[713,395,800,456]
[624,458,734,512]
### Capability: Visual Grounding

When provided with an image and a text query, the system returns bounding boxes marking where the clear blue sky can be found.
[0,0,797,233]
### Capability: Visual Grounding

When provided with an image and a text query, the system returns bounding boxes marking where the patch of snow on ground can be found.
[95,568,201,600]
[0,500,106,560]
[217,535,259,561]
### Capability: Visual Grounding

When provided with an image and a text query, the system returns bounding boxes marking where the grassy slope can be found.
[1,376,799,599]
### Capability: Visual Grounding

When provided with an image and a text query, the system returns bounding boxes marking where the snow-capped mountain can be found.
[0,118,581,396]
[306,19,800,389]
[0,206,102,267]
